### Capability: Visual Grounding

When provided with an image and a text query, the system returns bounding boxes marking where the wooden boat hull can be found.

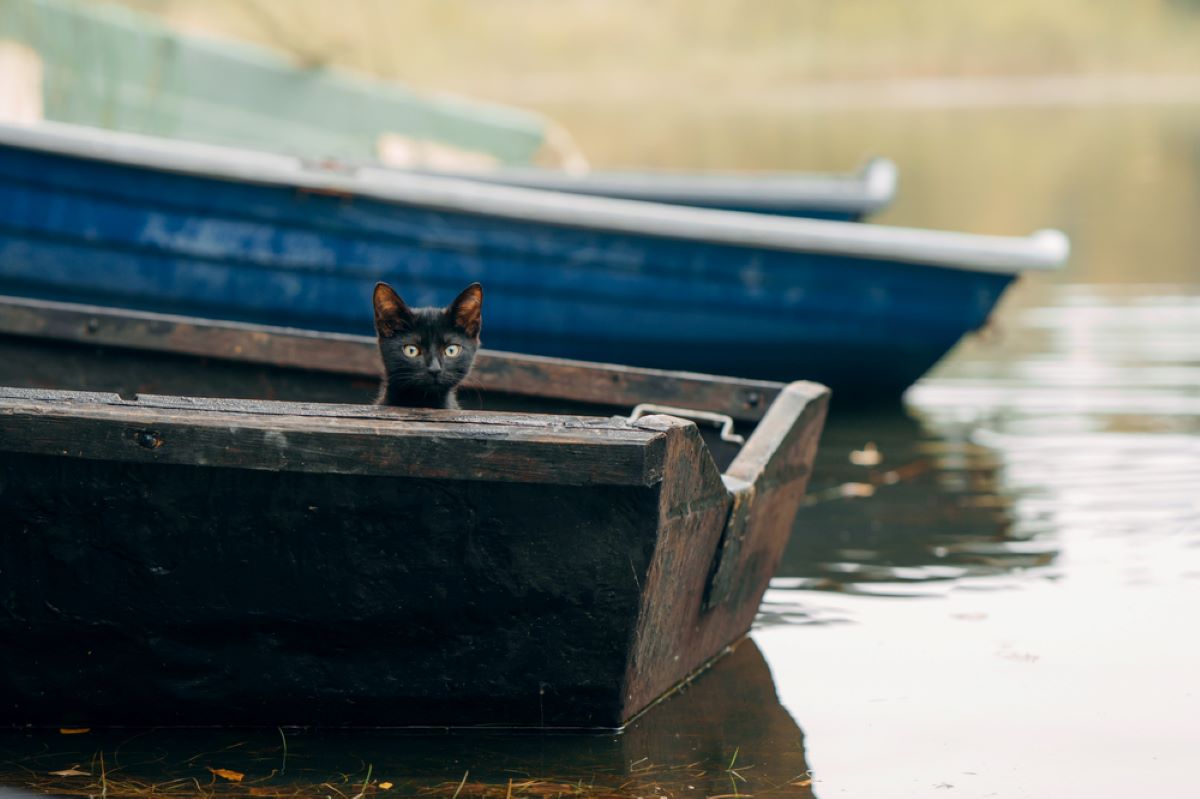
[0,122,1067,400]
[0,297,828,729]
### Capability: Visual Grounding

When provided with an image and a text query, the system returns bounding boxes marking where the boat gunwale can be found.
[0,386,669,486]
[0,380,827,490]
[411,157,899,213]
[0,121,1068,274]
[0,386,644,431]
[0,295,788,423]
[0,298,829,491]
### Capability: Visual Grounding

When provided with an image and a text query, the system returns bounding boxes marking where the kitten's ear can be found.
[373,282,414,338]
[447,282,483,338]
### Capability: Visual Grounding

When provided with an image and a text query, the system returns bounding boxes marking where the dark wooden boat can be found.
[0,296,829,729]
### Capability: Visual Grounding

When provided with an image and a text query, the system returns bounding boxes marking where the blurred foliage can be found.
[101,0,1200,290]
[112,0,1200,104]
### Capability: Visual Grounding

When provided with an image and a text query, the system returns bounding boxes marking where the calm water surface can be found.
[755,99,1200,796]
[2,101,1198,799]
[764,283,1200,797]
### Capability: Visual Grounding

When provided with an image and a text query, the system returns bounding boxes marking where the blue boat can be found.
[424,158,898,220]
[1,0,891,219]
[0,122,1068,400]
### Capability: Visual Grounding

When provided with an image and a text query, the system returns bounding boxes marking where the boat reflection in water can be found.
[0,640,814,798]
[770,405,1061,615]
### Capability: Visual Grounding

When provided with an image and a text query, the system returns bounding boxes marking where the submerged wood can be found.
[0,297,829,729]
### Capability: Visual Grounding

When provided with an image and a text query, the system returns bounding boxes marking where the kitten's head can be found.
[373,282,482,393]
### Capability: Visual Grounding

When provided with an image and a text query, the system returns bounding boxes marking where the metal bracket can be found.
[628,404,745,445]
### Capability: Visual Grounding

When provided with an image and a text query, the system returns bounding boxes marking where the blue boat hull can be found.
[0,143,1013,400]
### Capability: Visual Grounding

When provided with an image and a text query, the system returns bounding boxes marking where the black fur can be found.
[373,282,482,409]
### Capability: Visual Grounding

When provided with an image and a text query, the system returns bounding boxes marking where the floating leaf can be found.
[58,728,90,735]
[849,442,883,466]
[49,768,89,777]
[380,783,394,790]
[209,767,245,782]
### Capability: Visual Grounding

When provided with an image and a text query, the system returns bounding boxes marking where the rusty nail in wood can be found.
[133,430,164,449]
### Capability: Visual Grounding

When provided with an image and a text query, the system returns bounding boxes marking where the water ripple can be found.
[765,283,1200,613]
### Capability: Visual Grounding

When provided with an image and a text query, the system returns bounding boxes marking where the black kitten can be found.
[373,281,482,409]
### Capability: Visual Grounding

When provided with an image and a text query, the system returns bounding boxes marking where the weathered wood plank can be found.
[726,380,831,489]
[620,415,735,720]
[618,380,830,720]
[0,296,783,420]
[0,335,382,404]
[470,354,780,423]
[706,381,830,609]
[0,452,660,727]
[0,387,633,430]
[0,393,665,486]
[0,294,378,375]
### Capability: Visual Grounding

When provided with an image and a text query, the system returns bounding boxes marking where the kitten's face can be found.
[374,282,482,393]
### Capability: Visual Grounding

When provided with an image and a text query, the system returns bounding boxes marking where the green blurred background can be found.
[89,1,1200,285]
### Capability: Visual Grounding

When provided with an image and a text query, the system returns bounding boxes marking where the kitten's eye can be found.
[444,344,462,358]
[402,344,421,358]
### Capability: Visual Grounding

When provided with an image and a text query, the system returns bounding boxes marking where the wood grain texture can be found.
[0,453,659,727]
[0,389,663,486]
[620,381,830,720]
[0,296,782,420]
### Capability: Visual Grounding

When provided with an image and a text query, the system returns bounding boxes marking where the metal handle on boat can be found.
[629,404,745,445]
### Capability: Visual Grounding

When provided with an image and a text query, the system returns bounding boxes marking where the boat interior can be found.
[0,295,799,472]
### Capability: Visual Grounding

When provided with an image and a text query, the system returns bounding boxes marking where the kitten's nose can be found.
[427,357,442,375]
